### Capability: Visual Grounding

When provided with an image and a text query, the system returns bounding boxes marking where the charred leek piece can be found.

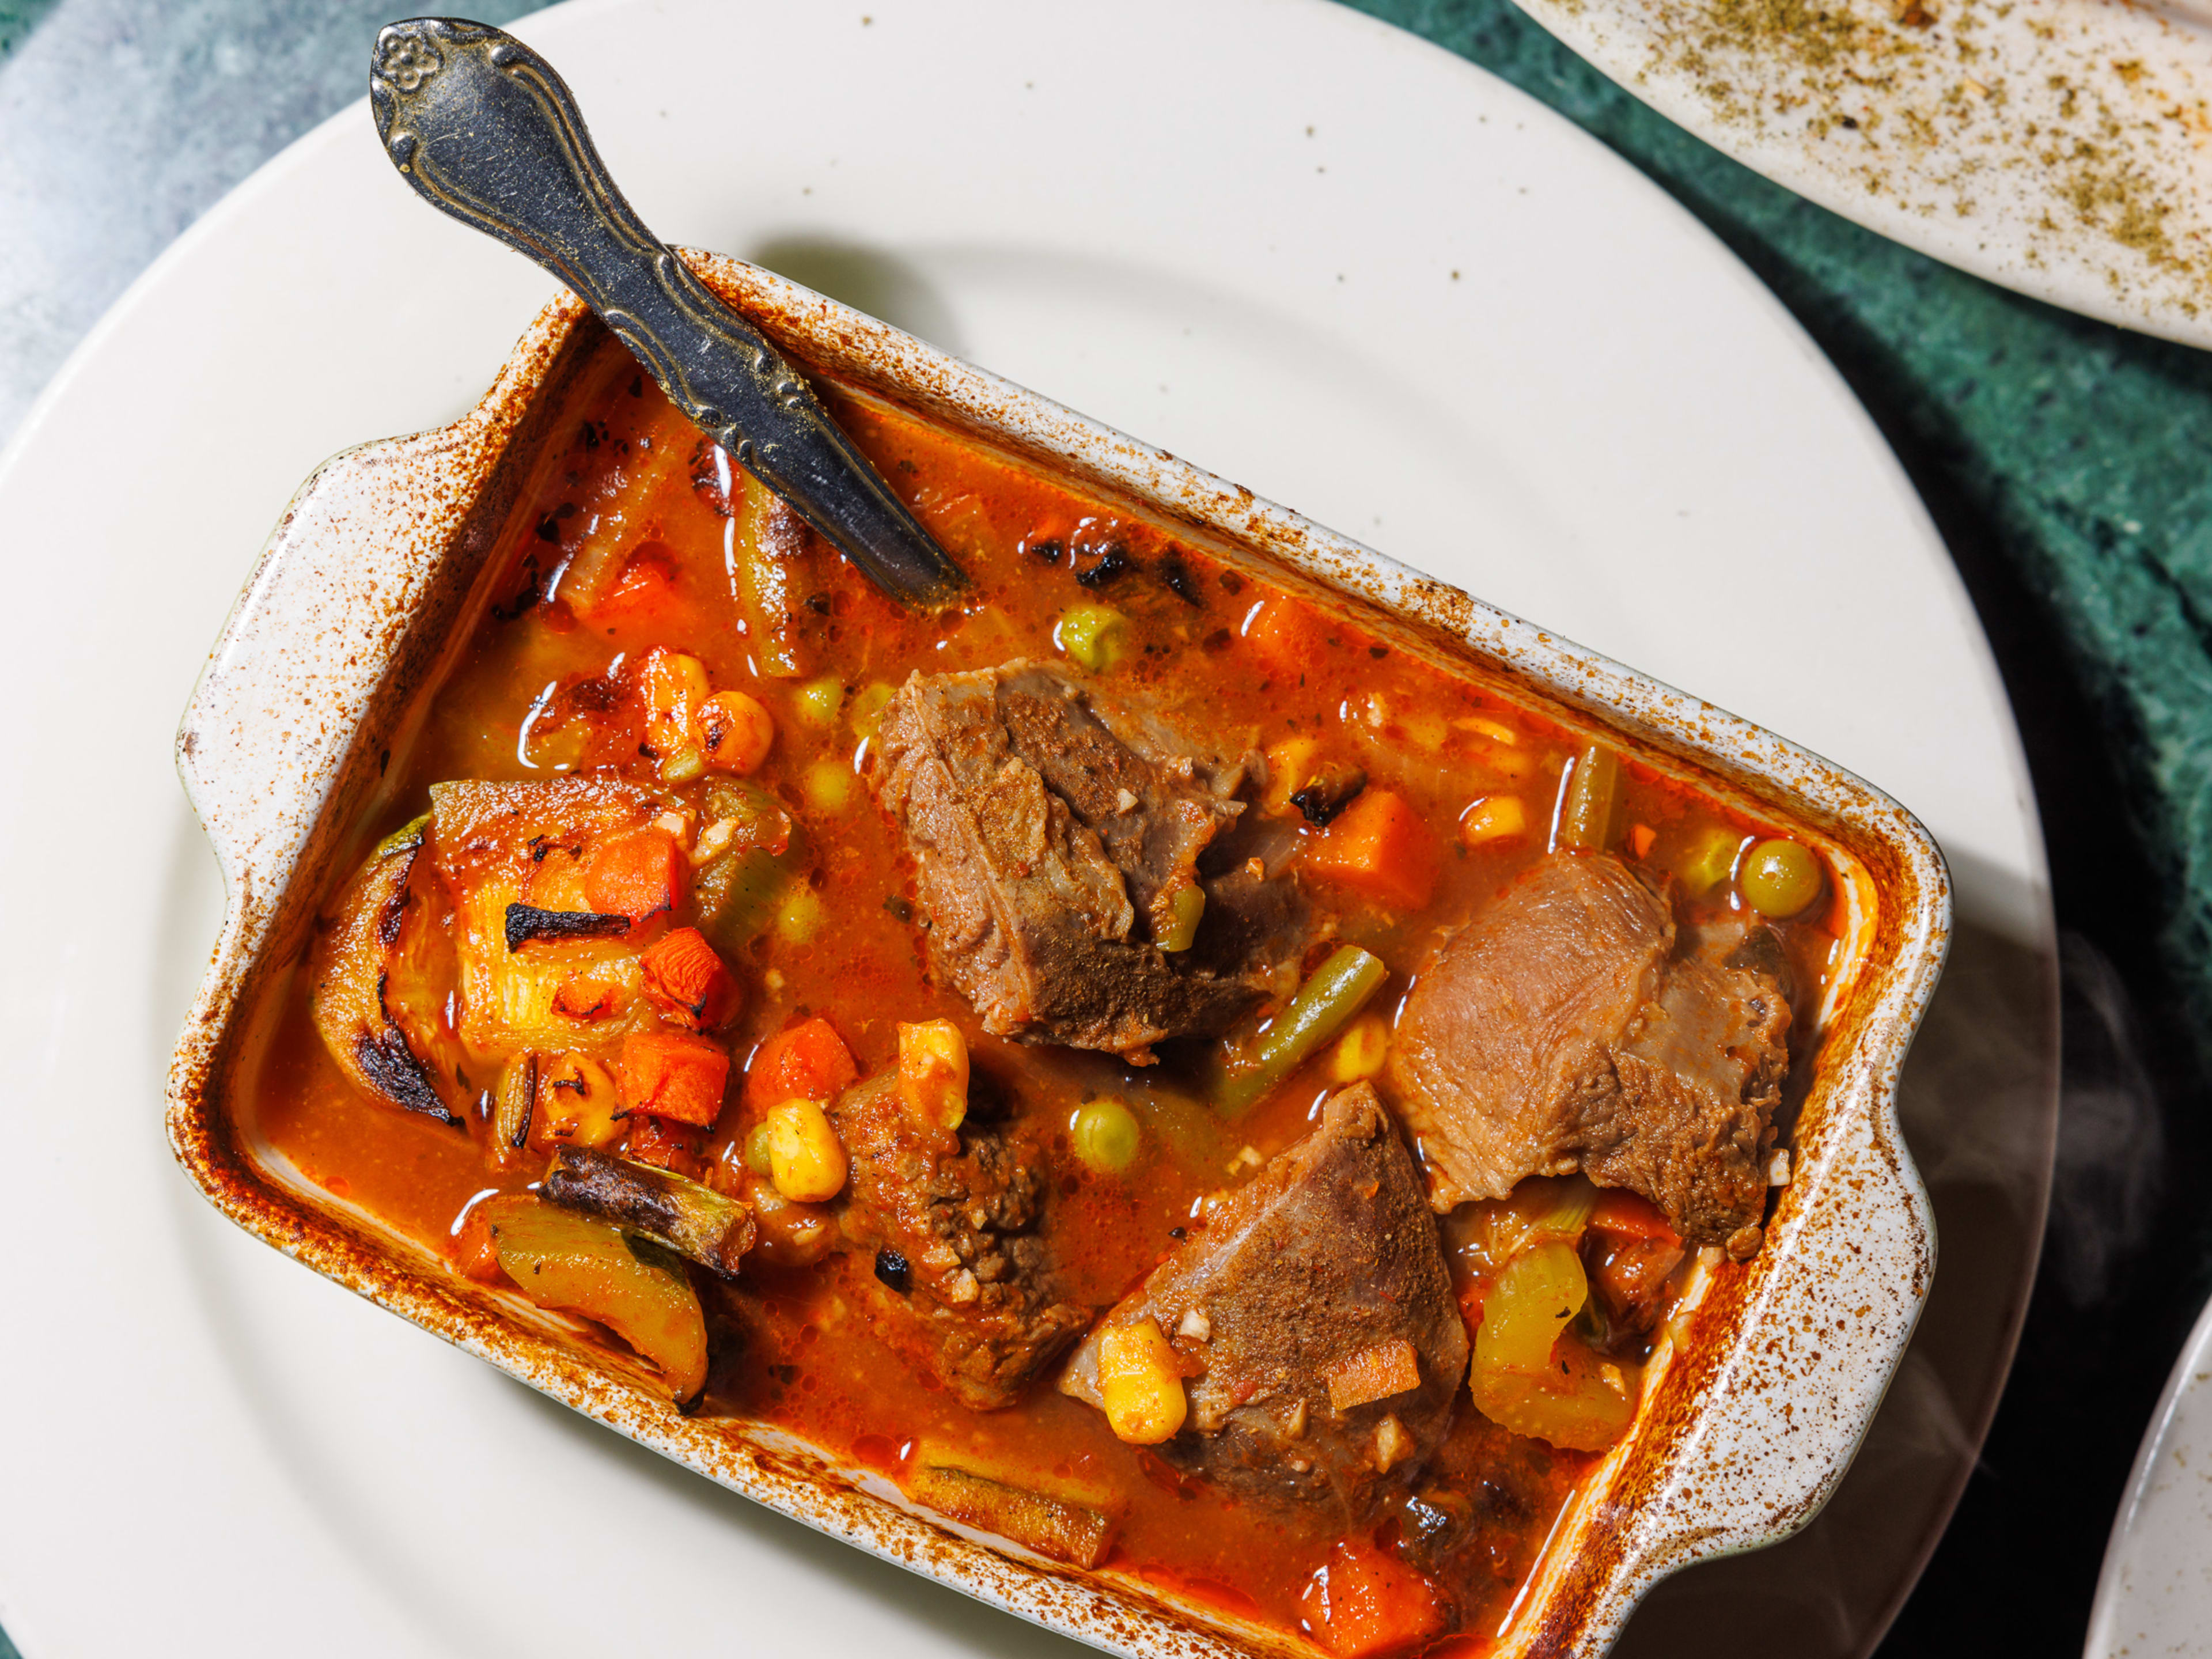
[909,1465,1118,1570]
[543,1146,756,1278]
[309,817,463,1126]
[483,1193,709,1403]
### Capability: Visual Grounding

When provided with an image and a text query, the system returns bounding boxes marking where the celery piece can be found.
[1215,945,1389,1117]
[1675,824,1745,897]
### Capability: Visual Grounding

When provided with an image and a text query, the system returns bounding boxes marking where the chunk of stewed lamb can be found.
[1060,1084,1467,1518]
[832,1073,1092,1411]
[1385,853,1790,1253]
[867,661,1305,1060]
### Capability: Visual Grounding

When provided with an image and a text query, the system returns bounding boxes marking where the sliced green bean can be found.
[1215,945,1389,1117]
[1555,743,1621,854]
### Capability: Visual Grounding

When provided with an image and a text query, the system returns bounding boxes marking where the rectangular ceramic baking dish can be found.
[166,252,1946,1659]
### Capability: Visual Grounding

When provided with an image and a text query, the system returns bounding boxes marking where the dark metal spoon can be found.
[368,17,963,609]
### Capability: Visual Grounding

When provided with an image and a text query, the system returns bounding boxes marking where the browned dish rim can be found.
[168,252,1946,1659]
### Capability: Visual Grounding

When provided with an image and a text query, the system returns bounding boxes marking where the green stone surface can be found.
[3,3,2205,1657]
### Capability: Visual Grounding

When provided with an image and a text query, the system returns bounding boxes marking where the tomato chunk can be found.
[619,1029,731,1127]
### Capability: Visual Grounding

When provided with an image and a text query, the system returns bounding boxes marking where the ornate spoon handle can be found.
[369,17,963,609]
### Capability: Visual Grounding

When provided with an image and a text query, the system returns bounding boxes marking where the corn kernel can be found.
[698,689,775,775]
[791,676,846,730]
[766,1097,849,1202]
[1097,1319,1188,1444]
[1459,795,1527,847]
[1263,736,1320,814]
[898,1019,969,1130]
[1327,1012,1391,1083]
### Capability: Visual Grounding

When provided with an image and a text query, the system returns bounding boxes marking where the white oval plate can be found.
[1512,0,2212,350]
[0,1,2054,1655]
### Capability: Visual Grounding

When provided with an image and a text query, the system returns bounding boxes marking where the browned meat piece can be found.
[1385,853,1790,1251]
[832,1074,1092,1411]
[1060,1084,1467,1518]
[868,660,1305,1060]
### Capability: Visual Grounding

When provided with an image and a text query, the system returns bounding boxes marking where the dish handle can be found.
[175,422,494,916]
[1528,1051,1939,1652]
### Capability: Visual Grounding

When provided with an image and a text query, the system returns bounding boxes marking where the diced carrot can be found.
[1628,821,1657,859]
[743,1016,860,1113]
[449,1202,506,1283]
[619,1029,731,1127]
[1590,1187,1680,1243]
[626,1113,707,1179]
[1298,1537,1448,1659]
[584,826,681,923]
[641,926,740,1029]
[1301,790,1440,910]
[1241,597,1330,679]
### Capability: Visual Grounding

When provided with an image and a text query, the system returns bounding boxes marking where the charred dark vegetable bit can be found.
[270,329,1843,1649]
[503,903,632,951]
[1157,551,1203,607]
[1289,762,1368,827]
[1074,545,1134,587]
[542,1146,756,1278]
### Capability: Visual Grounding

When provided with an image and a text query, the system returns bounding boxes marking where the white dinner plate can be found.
[2088,1288,2212,1657]
[1510,0,2212,351]
[0,1,2057,1655]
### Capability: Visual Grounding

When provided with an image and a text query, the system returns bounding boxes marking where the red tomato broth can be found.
[232,335,1844,1656]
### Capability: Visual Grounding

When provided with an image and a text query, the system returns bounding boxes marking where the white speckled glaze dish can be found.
[167,253,1948,1658]
[1511,0,2212,350]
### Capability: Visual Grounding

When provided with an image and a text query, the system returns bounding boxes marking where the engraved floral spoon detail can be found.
[369,16,964,609]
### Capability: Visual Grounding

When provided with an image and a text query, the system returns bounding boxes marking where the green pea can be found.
[1071,1098,1142,1173]
[1055,604,1129,672]
[792,676,847,730]
[1740,838,1823,919]
[744,1122,776,1177]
